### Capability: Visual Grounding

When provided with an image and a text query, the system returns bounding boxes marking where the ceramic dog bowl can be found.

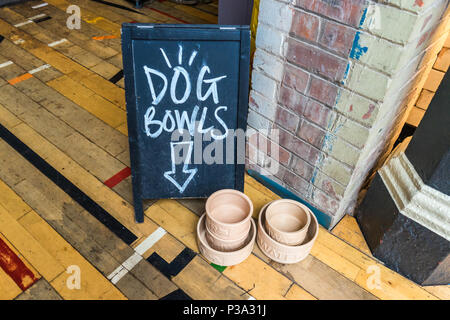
[265,199,311,245]
[257,201,318,264]
[197,213,256,266]
[205,218,249,252]
[205,189,253,240]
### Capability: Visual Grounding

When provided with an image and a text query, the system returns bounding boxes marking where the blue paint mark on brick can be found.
[359,7,368,28]
[341,62,351,85]
[350,31,368,60]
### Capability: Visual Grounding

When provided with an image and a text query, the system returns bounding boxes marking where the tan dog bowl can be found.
[265,199,311,245]
[205,189,253,240]
[205,218,249,252]
[257,202,319,264]
[197,213,256,266]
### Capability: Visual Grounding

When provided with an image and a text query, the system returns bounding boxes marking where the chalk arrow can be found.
[164,141,198,193]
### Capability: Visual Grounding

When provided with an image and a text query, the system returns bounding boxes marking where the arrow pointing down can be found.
[164,141,198,193]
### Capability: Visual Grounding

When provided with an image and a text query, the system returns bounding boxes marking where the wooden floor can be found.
[0,0,448,300]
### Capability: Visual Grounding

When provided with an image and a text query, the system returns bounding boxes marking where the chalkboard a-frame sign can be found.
[121,24,251,222]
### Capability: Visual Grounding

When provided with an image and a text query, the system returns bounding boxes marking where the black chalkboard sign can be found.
[121,24,250,222]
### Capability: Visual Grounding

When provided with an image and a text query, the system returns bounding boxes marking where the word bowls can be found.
[257,201,319,264]
[265,199,311,245]
[197,213,256,266]
[205,189,253,240]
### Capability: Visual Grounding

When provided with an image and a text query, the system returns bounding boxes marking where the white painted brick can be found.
[350,31,403,75]
[249,90,277,120]
[331,115,370,149]
[247,109,272,131]
[258,0,293,33]
[253,48,284,82]
[361,3,418,44]
[318,156,353,186]
[361,0,447,44]
[343,62,391,101]
[251,69,278,101]
[255,23,285,57]
[335,88,379,127]
[382,0,438,14]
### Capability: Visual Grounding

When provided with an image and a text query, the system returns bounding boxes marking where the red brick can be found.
[276,125,294,150]
[303,99,332,129]
[312,187,339,215]
[251,131,291,167]
[282,63,309,93]
[291,10,320,42]
[297,119,326,148]
[286,38,347,82]
[293,0,366,27]
[275,106,299,131]
[319,20,355,57]
[283,170,310,193]
[307,76,338,107]
[291,155,314,180]
[278,85,308,114]
[277,146,291,166]
[291,135,320,164]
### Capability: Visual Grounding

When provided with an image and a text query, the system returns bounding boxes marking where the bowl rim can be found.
[205,189,254,227]
[259,201,319,249]
[197,213,256,256]
[265,199,311,235]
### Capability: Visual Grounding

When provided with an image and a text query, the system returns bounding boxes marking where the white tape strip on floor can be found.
[107,227,167,285]
[14,14,46,27]
[48,38,68,47]
[32,3,48,9]
[0,61,13,69]
[29,64,50,74]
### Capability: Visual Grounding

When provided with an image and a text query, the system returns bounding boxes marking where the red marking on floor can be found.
[0,237,38,291]
[349,104,353,112]
[414,0,424,7]
[146,6,188,24]
[362,104,375,120]
[104,167,131,188]
[8,73,33,85]
[92,35,118,40]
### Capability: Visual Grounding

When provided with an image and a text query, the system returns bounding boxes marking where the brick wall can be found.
[247,0,450,227]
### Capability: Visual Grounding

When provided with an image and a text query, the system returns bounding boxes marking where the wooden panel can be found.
[406,107,426,127]
[4,120,158,239]
[0,267,22,300]
[0,205,64,282]
[47,75,126,129]
[316,230,438,300]
[172,256,248,300]
[423,69,445,92]
[15,278,62,300]
[13,77,128,158]
[415,89,434,110]
[271,256,377,300]
[331,215,371,255]
[145,200,199,252]
[0,179,32,220]
[284,284,317,300]
[46,0,121,36]
[18,210,126,300]
[223,254,292,300]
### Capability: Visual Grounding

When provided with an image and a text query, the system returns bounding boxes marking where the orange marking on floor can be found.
[8,73,33,85]
[92,35,118,40]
